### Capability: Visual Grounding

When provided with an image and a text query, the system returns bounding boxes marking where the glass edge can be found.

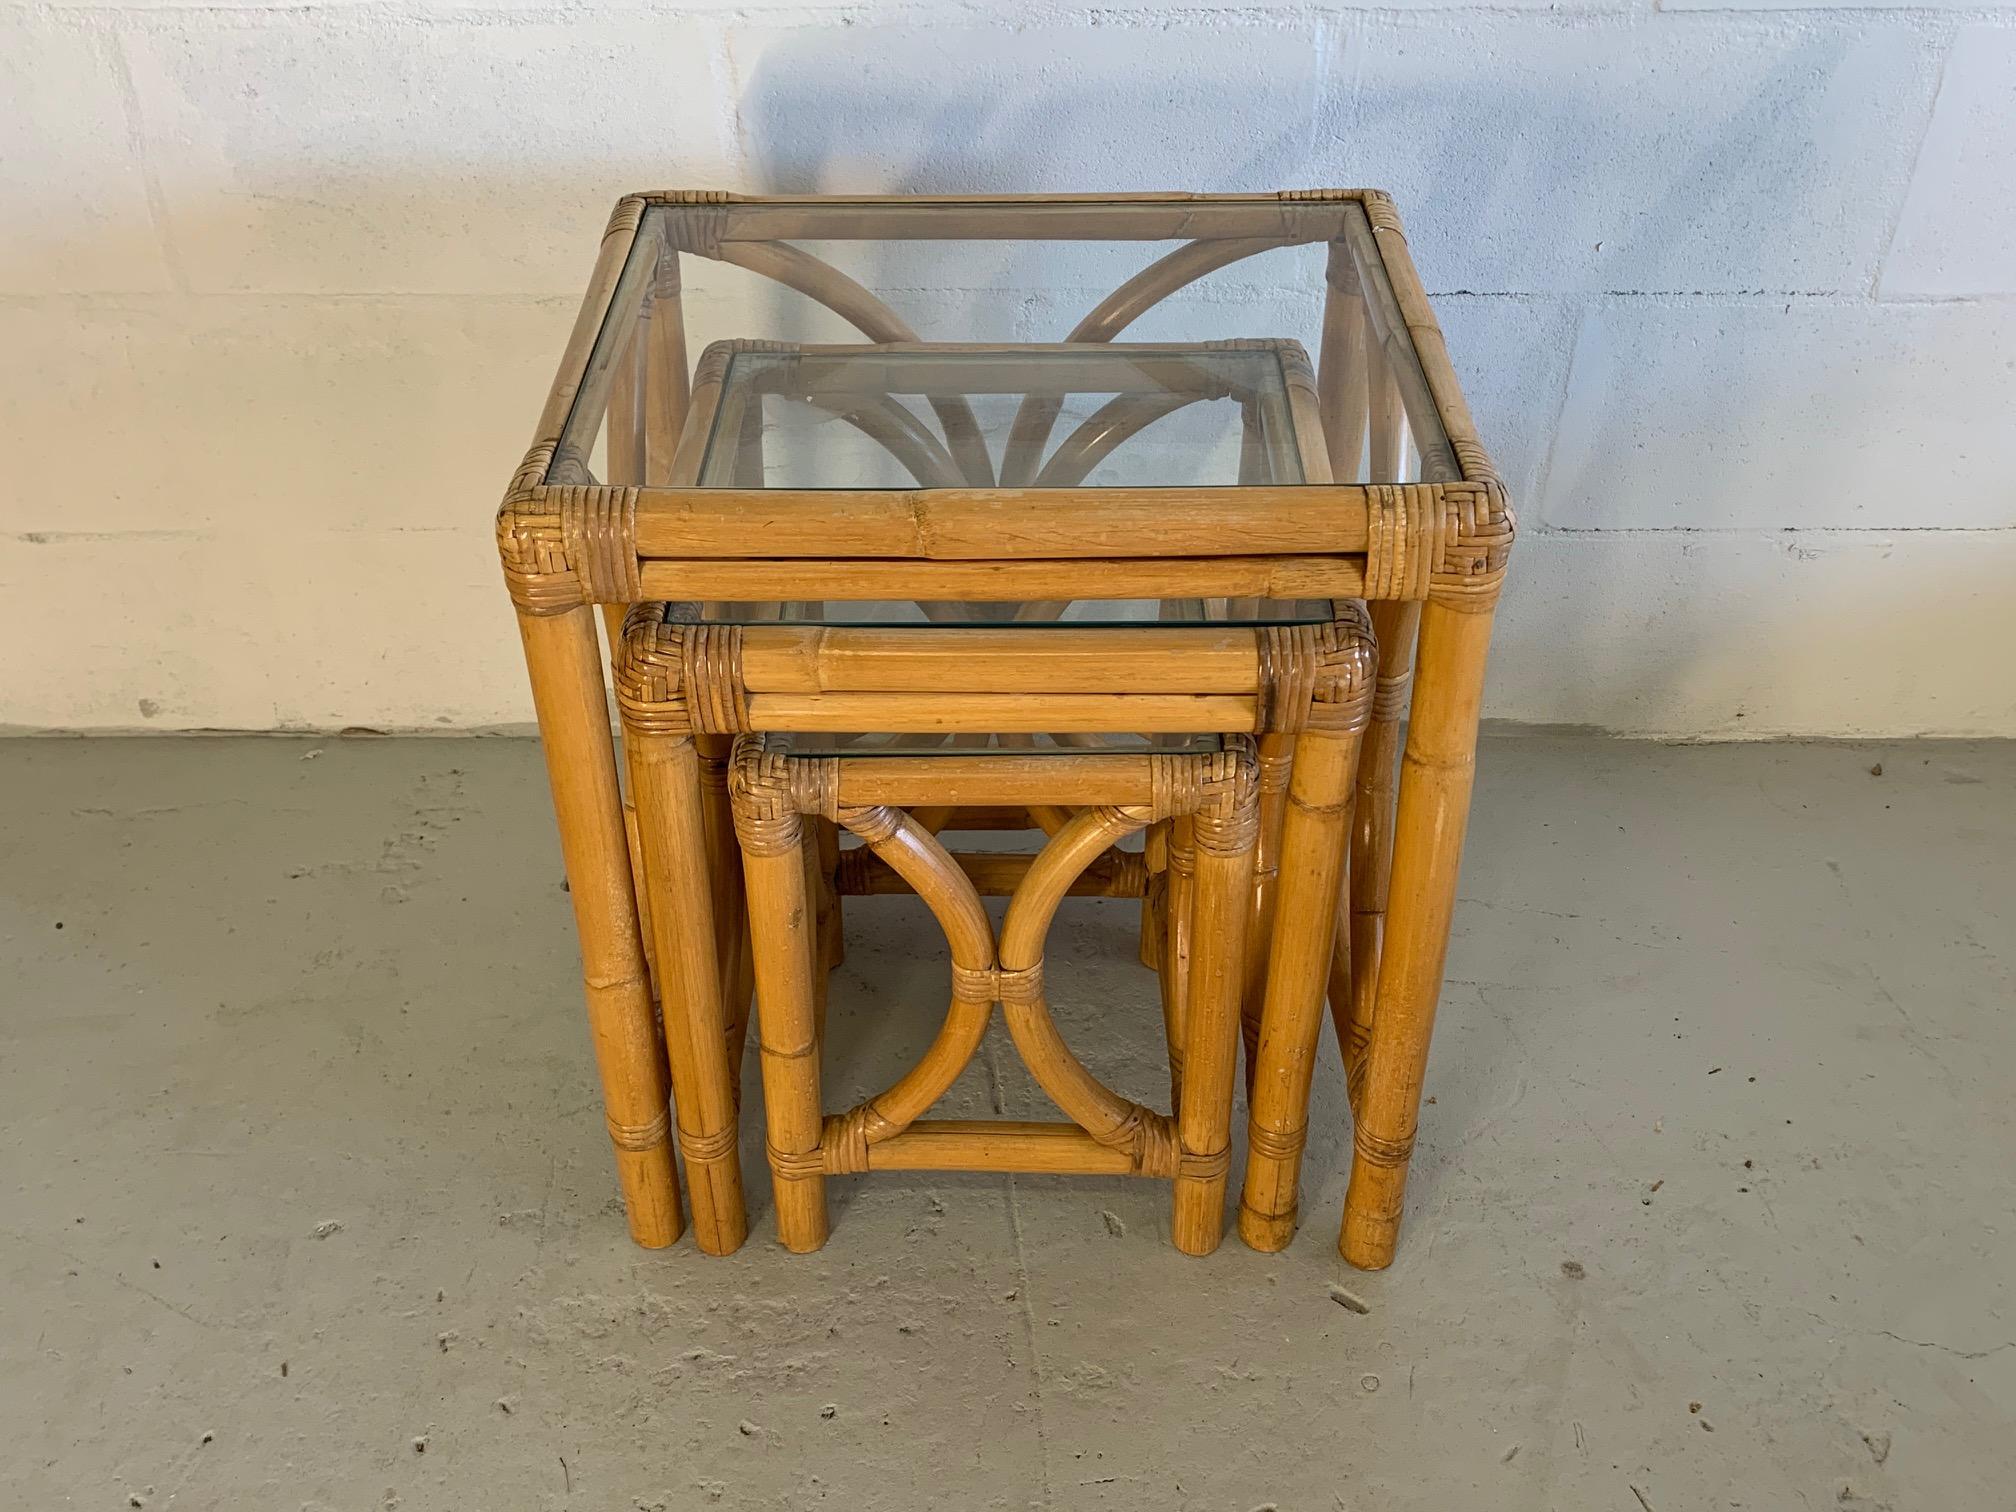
[550,206,664,482]
[1338,203,1462,485]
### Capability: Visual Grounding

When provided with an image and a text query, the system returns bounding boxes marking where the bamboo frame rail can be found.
[502,188,1513,1269]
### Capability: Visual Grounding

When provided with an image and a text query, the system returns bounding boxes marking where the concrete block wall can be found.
[2,2,2011,736]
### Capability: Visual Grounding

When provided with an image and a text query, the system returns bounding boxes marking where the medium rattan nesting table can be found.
[495,191,1513,1269]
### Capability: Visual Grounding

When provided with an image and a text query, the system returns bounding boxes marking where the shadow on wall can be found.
[1341,29,1876,295]
[741,24,1325,200]
[732,24,1332,347]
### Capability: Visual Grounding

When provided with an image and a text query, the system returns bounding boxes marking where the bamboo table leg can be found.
[1241,733,1293,1097]
[1336,599,1420,1101]
[514,606,681,1248]
[1238,725,1363,1249]
[698,731,753,1086]
[627,730,749,1254]
[1138,819,1168,971]
[735,779,830,1252]
[802,820,835,1043]
[1171,762,1258,1256]
[1158,814,1197,1109]
[814,816,844,974]
[1340,600,1495,1269]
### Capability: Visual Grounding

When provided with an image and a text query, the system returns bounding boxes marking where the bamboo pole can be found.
[1138,820,1168,970]
[697,734,752,1088]
[1340,603,1494,1270]
[1024,804,1075,838]
[645,243,691,484]
[1338,599,1420,1100]
[1159,813,1197,1109]
[999,236,1289,484]
[1238,728,1361,1250]
[514,607,680,1248]
[827,808,995,1144]
[822,398,964,487]
[799,826,831,1045]
[1171,778,1257,1256]
[1337,206,1460,484]
[1274,342,1327,484]
[1318,247,1370,484]
[740,811,829,1252]
[862,1121,1144,1175]
[1241,734,1293,1095]
[813,817,844,972]
[600,328,652,995]
[606,324,645,489]
[636,556,1367,604]
[1367,327,1405,486]
[628,732,747,1255]
[997,810,1166,1153]
[825,751,1222,806]
[655,194,1351,245]
[734,378,766,485]
[744,691,1258,734]
[784,341,1291,398]
[1032,392,1197,487]
[711,240,997,485]
[736,624,1263,694]
[629,487,1375,560]
[620,799,658,1002]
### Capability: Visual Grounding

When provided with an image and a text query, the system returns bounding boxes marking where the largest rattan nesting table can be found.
[495,191,1513,1270]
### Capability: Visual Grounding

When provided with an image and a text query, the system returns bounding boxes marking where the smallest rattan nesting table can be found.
[497,190,1514,1270]
[727,732,1260,1255]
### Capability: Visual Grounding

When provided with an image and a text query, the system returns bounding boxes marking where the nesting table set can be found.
[495,192,1511,1269]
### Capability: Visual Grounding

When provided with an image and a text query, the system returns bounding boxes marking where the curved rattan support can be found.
[995,805,1179,1178]
[998,235,1288,485]
[712,239,997,486]
[807,395,964,488]
[822,806,996,1168]
[1030,392,1199,488]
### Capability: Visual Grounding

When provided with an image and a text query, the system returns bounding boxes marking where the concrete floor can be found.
[2,735,2011,1510]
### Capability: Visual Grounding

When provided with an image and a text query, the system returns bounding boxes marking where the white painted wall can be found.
[2,2,2011,737]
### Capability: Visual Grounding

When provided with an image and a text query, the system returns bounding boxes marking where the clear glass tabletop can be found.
[556,193,1457,494]
[698,343,1307,491]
